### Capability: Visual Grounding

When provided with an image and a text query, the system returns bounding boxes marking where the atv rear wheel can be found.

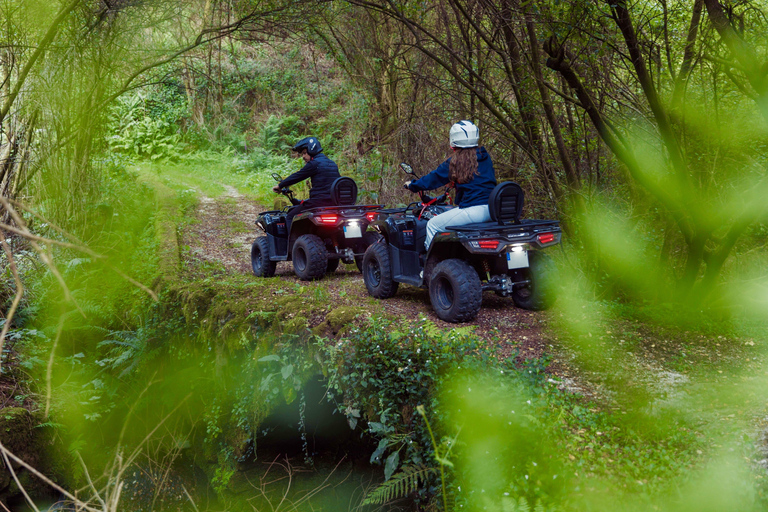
[326,258,340,273]
[355,231,384,272]
[512,251,555,310]
[292,234,328,281]
[251,237,276,277]
[428,259,482,323]
[362,241,399,298]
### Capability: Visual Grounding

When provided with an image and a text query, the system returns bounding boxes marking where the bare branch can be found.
[0,235,23,373]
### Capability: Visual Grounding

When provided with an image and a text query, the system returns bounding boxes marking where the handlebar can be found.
[274,185,301,206]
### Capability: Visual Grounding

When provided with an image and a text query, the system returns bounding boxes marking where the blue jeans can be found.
[425,205,491,250]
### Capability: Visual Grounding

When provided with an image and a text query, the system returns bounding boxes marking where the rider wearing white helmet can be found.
[405,120,497,250]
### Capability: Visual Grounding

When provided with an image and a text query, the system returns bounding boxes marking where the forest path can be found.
[178,185,763,408]
[179,185,596,389]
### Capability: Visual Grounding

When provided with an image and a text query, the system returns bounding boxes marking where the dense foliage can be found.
[2,0,768,510]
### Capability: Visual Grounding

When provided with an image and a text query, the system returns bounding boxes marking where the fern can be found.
[421,318,475,342]
[363,465,435,505]
[502,496,530,512]
[96,329,148,377]
[501,496,557,512]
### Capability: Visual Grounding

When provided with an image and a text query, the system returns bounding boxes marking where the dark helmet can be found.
[292,137,323,156]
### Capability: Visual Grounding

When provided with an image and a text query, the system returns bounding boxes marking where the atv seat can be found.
[445,182,525,231]
[330,177,358,206]
[488,181,524,225]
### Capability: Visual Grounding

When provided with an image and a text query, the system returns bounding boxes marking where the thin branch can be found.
[0,0,84,125]
[1,448,40,512]
[44,317,65,419]
[1,200,158,301]
[0,441,102,512]
[0,234,23,373]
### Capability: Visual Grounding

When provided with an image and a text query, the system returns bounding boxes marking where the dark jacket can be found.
[279,153,341,202]
[407,147,496,208]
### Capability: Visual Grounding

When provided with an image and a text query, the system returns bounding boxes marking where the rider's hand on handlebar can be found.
[272,185,281,193]
[404,181,411,190]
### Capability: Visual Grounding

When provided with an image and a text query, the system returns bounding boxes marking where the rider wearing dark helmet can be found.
[274,137,341,231]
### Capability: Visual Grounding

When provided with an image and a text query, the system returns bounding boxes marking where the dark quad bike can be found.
[361,163,562,323]
[251,174,382,280]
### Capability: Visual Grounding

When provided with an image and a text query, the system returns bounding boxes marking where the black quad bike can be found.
[361,163,562,323]
[251,174,382,280]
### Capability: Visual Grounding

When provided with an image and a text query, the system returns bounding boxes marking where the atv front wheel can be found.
[362,241,399,298]
[512,251,555,310]
[355,231,384,272]
[428,259,482,323]
[292,234,328,281]
[251,237,276,277]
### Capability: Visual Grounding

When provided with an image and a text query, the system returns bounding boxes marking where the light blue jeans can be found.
[425,205,491,250]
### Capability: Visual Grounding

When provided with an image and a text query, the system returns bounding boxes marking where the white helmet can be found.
[449,120,479,148]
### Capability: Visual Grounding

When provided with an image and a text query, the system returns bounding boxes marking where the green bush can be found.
[107,92,186,161]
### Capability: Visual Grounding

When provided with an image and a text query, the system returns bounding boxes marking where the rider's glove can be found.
[404,181,412,190]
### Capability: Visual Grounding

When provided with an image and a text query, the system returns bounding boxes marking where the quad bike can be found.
[251,174,383,280]
[361,163,561,323]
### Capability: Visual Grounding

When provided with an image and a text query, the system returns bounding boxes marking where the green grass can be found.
[132,151,303,204]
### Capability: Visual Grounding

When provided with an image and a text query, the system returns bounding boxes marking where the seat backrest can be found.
[488,182,524,224]
[330,177,358,206]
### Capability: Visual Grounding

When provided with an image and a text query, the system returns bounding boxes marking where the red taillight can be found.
[316,214,339,225]
[478,240,499,250]
[538,232,555,244]
[365,212,377,222]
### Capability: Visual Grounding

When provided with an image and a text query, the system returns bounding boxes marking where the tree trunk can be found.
[671,0,704,108]
[524,5,580,193]
[500,0,561,199]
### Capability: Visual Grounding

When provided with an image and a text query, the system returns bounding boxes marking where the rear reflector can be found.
[538,232,555,244]
[316,214,339,225]
[478,240,499,250]
[365,212,377,222]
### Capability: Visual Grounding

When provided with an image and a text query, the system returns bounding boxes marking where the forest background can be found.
[1,0,768,510]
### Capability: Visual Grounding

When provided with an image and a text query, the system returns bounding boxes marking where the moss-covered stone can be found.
[311,306,366,337]
[283,316,309,334]
[0,408,61,504]
[178,283,218,321]
[274,295,305,320]
[326,307,364,331]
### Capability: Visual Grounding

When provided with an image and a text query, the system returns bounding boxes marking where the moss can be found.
[0,408,61,503]
[207,295,254,340]
[169,279,280,348]
[282,316,308,334]
[177,282,217,321]
[326,307,364,330]
[224,424,252,461]
[312,306,366,337]
[274,295,305,319]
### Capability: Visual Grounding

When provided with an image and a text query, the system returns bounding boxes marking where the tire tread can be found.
[429,259,482,323]
[251,237,276,277]
[363,241,399,298]
[292,234,328,281]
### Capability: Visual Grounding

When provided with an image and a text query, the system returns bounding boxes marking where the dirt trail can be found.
[182,189,748,401]
[178,186,768,475]
[180,188,602,395]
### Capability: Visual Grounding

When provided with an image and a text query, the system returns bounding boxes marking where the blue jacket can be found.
[279,153,341,202]
[407,147,496,208]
